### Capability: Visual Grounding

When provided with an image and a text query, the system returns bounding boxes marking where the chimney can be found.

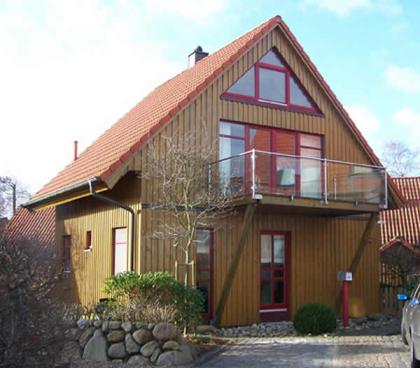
[74,140,78,161]
[188,46,208,67]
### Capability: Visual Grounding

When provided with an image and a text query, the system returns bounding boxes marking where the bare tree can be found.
[142,129,233,287]
[0,233,68,368]
[381,141,420,177]
[0,177,31,217]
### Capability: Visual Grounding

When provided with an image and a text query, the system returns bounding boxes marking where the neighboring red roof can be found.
[4,207,55,244]
[379,237,420,255]
[31,15,403,207]
[381,177,420,248]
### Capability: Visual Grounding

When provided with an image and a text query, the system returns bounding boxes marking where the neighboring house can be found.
[24,16,402,326]
[4,207,55,244]
[380,177,420,286]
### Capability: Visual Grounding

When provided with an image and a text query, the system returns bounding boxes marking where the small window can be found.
[260,50,284,67]
[113,227,128,275]
[290,77,312,108]
[85,231,92,251]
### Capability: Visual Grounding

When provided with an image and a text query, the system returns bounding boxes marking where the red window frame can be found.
[63,235,72,273]
[260,231,291,311]
[222,48,320,115]
[219,120,324,197]
[195,228,214,319]
[112,227,128,275]
[85,230,92,251]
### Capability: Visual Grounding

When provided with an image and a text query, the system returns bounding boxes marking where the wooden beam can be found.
[335,213,377,311]
[213,203,256,326]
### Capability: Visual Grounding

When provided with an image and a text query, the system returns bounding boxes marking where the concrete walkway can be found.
[199,335,410,367]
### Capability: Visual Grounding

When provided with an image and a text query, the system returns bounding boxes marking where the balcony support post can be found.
[323,158,328,204]
[251,149,256,199]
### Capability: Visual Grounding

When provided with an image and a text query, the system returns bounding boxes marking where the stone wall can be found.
[62,319,196,366]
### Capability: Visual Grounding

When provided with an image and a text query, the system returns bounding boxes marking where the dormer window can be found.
[223,49,319,114]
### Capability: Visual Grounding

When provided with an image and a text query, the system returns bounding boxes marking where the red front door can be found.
[260,232,290,312]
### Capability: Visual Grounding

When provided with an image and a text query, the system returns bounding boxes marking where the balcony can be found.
[210,150,387,214]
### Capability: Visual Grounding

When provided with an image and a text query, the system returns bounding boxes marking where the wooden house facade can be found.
[25,16,402,326]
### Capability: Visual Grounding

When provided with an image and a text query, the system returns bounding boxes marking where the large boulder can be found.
[152,322,178,341]
[162,340,180,351]
[133,328,153,345]
[140,340,159,357]
[125,333,140,354]
[79,327,95,347]
[156,342,194,366]
[150,347,162,363]
[108,342,127,359]
[82,330,108,362]
[127,354,150,366]
[107,330,125,343]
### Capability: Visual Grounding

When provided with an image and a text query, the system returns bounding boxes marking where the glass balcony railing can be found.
[210,149,387,208]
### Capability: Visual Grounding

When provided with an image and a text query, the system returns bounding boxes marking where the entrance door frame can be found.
[259,231,291,314]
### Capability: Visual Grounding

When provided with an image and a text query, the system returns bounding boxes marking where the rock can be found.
[79,327,95,347]
[82,330,108,362]
[152,322,178,341]
[135,321,146,330]
[93,320,102,328]
[107,330,125,343]
[108,342,127,359]
[60,341,81,363]
[352,317,367,326]
[196,325,218,335]
[367,313,383,322]
[147,323,155,330]
[125,333,140,354]
[65,327,81,341]
[77,317,91,329]
[140,340,159,357]
[109,321,122,330]
[127,354,149,365]
[163,340,180,351]
[122,321,133,332]
[112,359,124,363]
[133,328,153,345]
[102,320,109,333]
[156,342,194,366]
[151,347,162,363]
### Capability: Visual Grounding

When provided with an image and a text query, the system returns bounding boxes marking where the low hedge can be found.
[293,303,337,335]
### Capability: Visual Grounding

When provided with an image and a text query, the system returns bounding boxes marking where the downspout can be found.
[88,179,135,272]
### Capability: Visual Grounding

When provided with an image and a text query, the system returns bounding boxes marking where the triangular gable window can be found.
[224,49,319,114]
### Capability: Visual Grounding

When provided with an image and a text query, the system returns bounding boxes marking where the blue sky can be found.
[0,0,419,194]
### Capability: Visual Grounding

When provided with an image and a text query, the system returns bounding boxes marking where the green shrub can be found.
[103,271,204,328]
[293,303,337,335]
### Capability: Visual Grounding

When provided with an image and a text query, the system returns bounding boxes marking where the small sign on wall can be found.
[337,271,353,282]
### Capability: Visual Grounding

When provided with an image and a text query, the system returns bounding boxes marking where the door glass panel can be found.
[261,281,272,305]
[250,128,271,192]
[274,270,283,278]
[273,131,296,196]
[273,235,285,266]
[274,279,285,304]
[259,68,286,103]
[300,148,322,199]
[195,229,212,315]
[113,228,127,275]
[261,270,271,279]
[261,234,272,267]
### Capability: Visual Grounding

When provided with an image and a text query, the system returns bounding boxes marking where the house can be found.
[380,177,420,301]
[24,16,403,326]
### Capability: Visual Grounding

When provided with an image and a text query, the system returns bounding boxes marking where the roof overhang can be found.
[23,177,108,210]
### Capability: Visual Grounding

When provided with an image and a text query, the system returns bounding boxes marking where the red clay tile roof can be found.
[31,15,403,207]
[381,177,420,248]
[4,207,55,244]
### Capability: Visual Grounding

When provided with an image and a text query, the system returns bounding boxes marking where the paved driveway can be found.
[199,336,410,367]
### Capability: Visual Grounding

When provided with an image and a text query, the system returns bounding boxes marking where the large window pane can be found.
[290,77,312,108]
[273,235,285,266]
[220,121,245,138]
[195,229,210,270]
[300,134,321,149]
[227,67,255,97]
[261,234,272,267]
[260,50,284,67]
[300,148,322,199]
[259,68,286,103]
